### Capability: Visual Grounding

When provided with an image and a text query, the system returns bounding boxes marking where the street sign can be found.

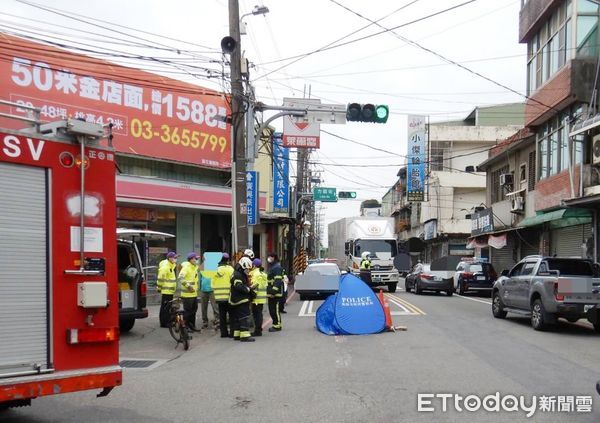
[291,103,347,125]
[246,171,259,225]
[313,187,337,202]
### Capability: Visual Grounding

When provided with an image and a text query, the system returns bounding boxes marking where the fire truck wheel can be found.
[119,317,135,332]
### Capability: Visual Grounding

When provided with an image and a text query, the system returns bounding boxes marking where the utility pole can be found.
[228,0,248,253]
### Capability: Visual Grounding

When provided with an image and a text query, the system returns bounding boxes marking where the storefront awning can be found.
[466,233,508,250]
[518,208,592,229]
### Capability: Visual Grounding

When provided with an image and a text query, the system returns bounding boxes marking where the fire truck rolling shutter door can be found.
[0,162,50,377]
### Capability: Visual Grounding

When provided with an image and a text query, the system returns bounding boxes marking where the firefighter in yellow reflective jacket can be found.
[250,258,268,336]
[158,251,178,328]
[178,252,200,331]
[211,253,234,338]
[266,253,285,332]
[229,257,256,342]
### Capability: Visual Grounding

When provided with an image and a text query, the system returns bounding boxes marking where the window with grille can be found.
[429,142,450,172]
[430,145,445,171]
[491,165,509,204]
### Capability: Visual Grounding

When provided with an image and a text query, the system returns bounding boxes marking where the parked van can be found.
[116,229,175,332]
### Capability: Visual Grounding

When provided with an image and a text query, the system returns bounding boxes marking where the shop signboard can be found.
[406,115,427,202]
[246,171,259,225]
[282,97,320,148]
[272,133,289,213]
[471,208,494,236]
[0,34,231,169]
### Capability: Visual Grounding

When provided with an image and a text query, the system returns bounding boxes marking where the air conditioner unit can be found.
[500,173,513,187]
[511,196,525,213]
[593,134,600,165]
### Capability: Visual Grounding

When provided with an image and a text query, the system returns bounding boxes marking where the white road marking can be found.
[298,300,316,317]
[456,294,492,305]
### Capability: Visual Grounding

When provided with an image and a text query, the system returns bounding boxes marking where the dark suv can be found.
[453,261,497,295]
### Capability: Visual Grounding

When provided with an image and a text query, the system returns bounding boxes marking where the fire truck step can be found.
[119,359,158,369]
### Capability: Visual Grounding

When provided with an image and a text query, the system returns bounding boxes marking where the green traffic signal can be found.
[346,103,388,123]
[375,105,389,123]
[338,191,357,199]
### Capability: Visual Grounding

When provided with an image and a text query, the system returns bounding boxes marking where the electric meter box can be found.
[77,282,108,308]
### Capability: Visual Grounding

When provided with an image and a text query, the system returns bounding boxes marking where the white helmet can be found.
[361,251,371,260]
[239,256,253,270]
[243,249,255,259]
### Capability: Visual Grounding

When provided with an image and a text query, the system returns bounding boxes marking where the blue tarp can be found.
[316,273,386,335]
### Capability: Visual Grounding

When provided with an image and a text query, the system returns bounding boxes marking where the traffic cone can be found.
[377,289,384,306]
[383,294,394,331]
[378,289,394,332]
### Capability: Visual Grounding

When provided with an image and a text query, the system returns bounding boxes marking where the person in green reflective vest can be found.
[178,252,200,331]
[250,258,268,336]
[199,256,219,329]
[359,251,372,284]
[360,251,372,270]
[158,251,178,328]
[211,253,234,338]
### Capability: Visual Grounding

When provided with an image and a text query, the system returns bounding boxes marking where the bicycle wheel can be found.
[168,318,181,342]
[181,325,190,350]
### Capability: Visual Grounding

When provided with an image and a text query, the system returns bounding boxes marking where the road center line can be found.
[456,294,492,305]
[385,294,426,315]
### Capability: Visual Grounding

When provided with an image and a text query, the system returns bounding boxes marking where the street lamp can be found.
[240,5,270,35]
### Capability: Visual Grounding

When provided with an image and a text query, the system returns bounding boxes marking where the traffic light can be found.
[338,191,357,199]
[346,103,389,123]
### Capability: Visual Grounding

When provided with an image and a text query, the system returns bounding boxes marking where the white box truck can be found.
[328,217,399,292]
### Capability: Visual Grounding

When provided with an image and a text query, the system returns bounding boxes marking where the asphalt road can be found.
[3,284,600,423]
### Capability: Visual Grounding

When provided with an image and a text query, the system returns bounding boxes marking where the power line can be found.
[328,0,560,116]
[0,31,223,78]
[0,42,228,97]
[15,0,219,53]
[254,0,475,81]
[304,0,516,77]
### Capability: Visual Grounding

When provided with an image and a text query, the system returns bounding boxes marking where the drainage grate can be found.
[119,359,157,369]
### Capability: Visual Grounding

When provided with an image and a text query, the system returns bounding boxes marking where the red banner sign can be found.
[0,34,231,169]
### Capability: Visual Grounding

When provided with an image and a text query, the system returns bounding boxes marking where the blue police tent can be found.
[315,273,386,335]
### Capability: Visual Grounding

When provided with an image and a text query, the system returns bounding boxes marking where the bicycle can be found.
[167,297,190,350]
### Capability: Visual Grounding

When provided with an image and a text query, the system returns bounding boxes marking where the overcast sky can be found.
[2,0,526,243]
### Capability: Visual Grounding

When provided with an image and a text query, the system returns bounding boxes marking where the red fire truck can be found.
[0,100,121,409]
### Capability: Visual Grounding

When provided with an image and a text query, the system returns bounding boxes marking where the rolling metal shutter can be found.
[550,224,591,258]
[0,162,49,377]
[519,229,540,259]
[491,233,516,274]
